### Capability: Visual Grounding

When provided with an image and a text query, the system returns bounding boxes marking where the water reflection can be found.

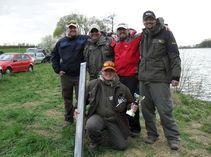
[179,48,211,101]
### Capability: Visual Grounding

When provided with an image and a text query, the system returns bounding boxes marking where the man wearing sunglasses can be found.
[74,61,138,150]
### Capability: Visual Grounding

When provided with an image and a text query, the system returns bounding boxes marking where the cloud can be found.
[0,0,210,45]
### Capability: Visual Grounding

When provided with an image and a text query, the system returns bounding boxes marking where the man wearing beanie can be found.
[138,10,181,150]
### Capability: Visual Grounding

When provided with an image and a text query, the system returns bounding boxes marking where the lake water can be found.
[179,48,211,101]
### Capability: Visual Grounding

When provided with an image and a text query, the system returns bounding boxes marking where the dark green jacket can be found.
[86,76,133,138]
[83,36,114,79]
[138,22,181,83]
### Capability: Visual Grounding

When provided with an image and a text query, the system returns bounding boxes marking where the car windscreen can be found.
[0,54,13,61]
[36,53,45,57]
[26,49,36,53]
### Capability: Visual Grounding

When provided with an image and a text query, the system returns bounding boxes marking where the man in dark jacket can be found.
[76,61,138,150]
[83,24,114,80]
[51,20,89,124]
[139,11,181,150]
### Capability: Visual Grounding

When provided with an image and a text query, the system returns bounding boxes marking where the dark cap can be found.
[143,11,156,20]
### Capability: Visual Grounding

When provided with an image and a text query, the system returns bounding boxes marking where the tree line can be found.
[179,39,211,49]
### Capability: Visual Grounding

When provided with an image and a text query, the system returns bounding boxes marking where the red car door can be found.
[12,54,23,72]
[21,54,30,71]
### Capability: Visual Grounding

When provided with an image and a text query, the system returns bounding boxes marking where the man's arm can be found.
[166,31,181,85]
[104,37,115,61]
[51,42,61,74]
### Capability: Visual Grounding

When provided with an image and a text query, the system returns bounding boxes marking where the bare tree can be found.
[38,35,57,54]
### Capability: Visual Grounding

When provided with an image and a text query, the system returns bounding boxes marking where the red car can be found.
[0,53,34,74]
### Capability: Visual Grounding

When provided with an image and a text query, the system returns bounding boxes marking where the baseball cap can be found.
[67,20,78,28]
[143,11,156,20]
[102,61,116,71]
[89,24,100,32]
[117,23,128,30]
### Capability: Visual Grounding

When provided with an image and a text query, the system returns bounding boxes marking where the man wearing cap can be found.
[83,24,114,80]
[75,61,138,150]
[139,11,181,150]
[113,22,142,136]
[51,20,89,125]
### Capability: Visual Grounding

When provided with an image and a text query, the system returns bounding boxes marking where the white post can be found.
[74,62,86,157]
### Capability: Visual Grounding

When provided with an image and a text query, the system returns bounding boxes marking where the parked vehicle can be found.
[0,66,3,80]
[0,53,34,74]
[26,48,46,64]
[41,54,51,63]
[0,50,4,55]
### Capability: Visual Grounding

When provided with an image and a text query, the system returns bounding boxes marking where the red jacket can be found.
[113,33,142,76]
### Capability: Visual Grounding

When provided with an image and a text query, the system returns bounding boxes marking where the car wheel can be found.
[6,67,12,74]
[28,65,33,72]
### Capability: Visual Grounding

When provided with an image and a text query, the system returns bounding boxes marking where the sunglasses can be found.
[103,62,115,68]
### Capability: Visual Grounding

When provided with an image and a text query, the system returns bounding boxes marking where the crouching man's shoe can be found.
[168,140,180,150]
[144,136,158,144]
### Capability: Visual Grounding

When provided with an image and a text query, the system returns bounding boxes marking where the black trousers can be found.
[119,75,141,133]
[60,74,79,122]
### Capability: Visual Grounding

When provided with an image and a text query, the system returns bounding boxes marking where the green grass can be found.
[0,64,211,157]
[0,47,27,53]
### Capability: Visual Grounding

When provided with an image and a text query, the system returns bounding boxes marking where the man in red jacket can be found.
[113,23,142,135]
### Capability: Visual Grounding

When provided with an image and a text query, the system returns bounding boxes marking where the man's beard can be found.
[118,33,127,41]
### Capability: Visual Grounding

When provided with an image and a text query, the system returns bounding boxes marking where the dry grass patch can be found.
[45,109,63,119]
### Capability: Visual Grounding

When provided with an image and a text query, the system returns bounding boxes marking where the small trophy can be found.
[126,93,145,117]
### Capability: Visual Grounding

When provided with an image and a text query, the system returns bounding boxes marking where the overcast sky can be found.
[0,0,210,46]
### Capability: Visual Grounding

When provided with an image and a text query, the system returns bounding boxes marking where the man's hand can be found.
[59,71,65,76]
[73,109,80,119]
[131,103,138,113]
[171,80,179,87]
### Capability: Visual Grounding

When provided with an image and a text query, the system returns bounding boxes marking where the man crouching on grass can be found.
[74,61,138,150]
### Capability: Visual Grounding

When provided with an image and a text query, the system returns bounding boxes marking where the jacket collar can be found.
[143,21,164,36]
[99,74,120,87]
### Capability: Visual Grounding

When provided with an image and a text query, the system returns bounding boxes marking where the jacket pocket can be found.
[152,39,166,57]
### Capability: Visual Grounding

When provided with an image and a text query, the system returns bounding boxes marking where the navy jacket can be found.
[51,35,89,76]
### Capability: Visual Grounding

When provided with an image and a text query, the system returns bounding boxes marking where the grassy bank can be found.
[0,47,27,53]
[0,64,210,157]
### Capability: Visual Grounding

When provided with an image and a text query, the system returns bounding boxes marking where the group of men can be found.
[51,10,181,151]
